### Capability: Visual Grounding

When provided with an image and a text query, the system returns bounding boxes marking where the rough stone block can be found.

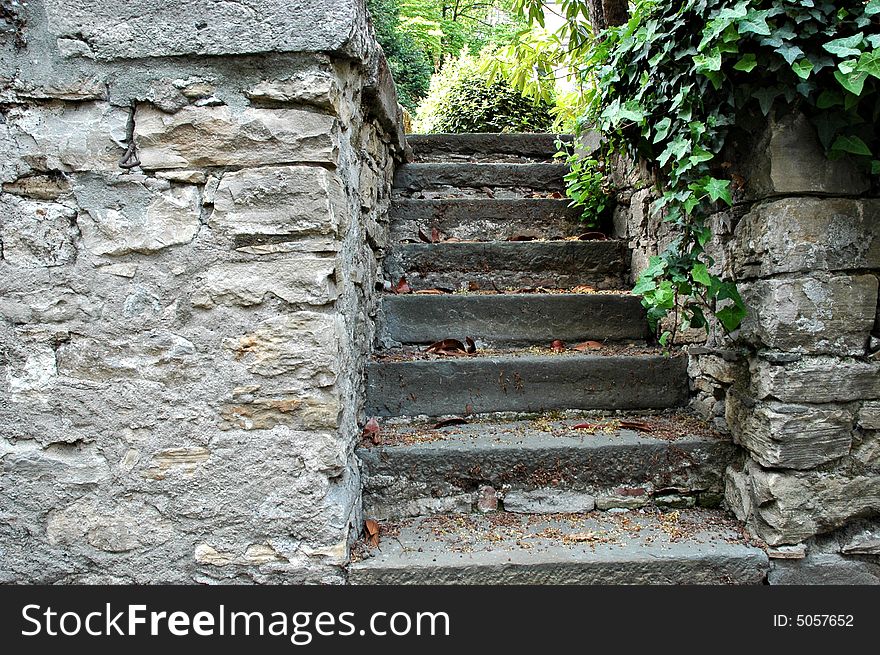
[859,402,880,430]
[135,106,339,169]
[731,198,880,279]
[728,395,853,470]
[44,0,373,61]
[753,357,880,404]
[7,102,128,172]
[46,498,173,552]
[769,552,880,584]
[729,460,880,545]
[210,166,345,238]
[735,112,869,198]
[738,274,878,355]
[0,196,77,267]
[74,179,201,256]
[190,258,338,308]
[246,74,341,112]
[503,489,596,514]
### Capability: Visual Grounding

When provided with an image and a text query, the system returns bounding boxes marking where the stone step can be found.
[379,293,648,347]
[384,240,629,291]
[349,510,770,584]
[359,414,736,520]
[393,163,567,192]
[389,198,584,243]
[407,133,572,162]
[366,353,689,417]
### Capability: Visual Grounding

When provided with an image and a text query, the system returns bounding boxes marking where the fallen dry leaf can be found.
[573,422,602,430]
[393,277,412,294]
[507,234,537,242]
[426,338,469,355]
[365,519,380,548]
[433,416,469,429]
[363,417,381,444]
[619,420,654,432]
[573,340,603,351]
[417,228,432,243]
[551,339,566,352]
[465,336,477,354]
[431,227,441,243]
[577,231,608,241]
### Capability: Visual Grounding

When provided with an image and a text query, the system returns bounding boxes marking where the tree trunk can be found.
[587,0,606,31]
[602,0,629,27]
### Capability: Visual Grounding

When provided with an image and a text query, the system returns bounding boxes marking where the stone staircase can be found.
[350,133,769,584]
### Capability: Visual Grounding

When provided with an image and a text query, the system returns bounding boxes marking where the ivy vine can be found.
[506,0,880,343]
[585,0,880,342]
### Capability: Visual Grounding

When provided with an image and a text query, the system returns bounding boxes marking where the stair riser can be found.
[389,199,584,243]
[349,555,769,585]
[380,294,649,346]
[407,133,573,161]
[393,163,567,192]
[385,241,629,291]
[366,355,689,417]
[360,438,737,521]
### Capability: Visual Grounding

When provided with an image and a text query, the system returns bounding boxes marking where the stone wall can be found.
[0,0,405,583]
[613,111,880,582]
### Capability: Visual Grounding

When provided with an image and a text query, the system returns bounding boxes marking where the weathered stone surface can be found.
[738,274,878,355]
[407,133,573,161]
[734,112,869,198]
[3,173,72,201]
[381,293,648,346]
[46,498,174,552]
[247,74,340,111]
[75,181,201,256]
[44,0,374,61]
[769,552,880,584]
[752,356,880,404]
[385,240,629,291]
[12,76,109,102]
[6,102,127,172]
[190,257,338,308]
[393,163,567,191]
[504,489,596,514]
[367,355,689,417]
[731,198,880,279]
[727,460,880,545]
[859,402,880,430]
[1,440,110,486]
[210,166,345,238]
[0,196,77,267]
[224,312,339,381]
[350,511,769,584]
[135,106,338,169]
[728,395,853,470]
[389,198,583,243]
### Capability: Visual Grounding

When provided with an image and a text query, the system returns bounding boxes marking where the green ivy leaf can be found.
[691,263,713,286]
[856,50,880,79]
[738,10,772,36]
[791,59,814,79]
[734,53,758,71]
[653,117,672,143]
[715,305,747,333]
[873,160,880,175]
[866,0,880,17]
[816,89,843,108]
[704,178,732,204]
[777,44,804,65]
[834,69,868,95]
[694,47,722,72]
[831,135,872,156]
[823,33,865,59]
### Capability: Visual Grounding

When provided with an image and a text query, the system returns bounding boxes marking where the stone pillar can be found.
[0,0,404,583]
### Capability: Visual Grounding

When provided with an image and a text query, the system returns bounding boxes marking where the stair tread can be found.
[407,132,573,161]
[349,509,769,585]
[394,162,568,192]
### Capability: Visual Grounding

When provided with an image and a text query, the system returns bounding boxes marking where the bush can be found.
[414,51,554,133]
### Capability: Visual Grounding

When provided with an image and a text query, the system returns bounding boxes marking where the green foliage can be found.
[559,144,615,228]
[510,0,880,339]
[414,50,555,133]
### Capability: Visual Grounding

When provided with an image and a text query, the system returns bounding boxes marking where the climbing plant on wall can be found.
[505,0,880,343]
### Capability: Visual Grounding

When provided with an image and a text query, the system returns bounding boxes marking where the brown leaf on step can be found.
[465,336,477,354]
[573,340,603,351]
[619,420,654,432]
[573,422,602,430]
[433,416,469,429]
[425,338,468,355]
[444,237,463,243]
[393,277,412,294]
[431,227,441,243]
[468,281,481,292]
[365,519,380,548]
[571,285,596,294]
[417,228,432,243]
[507,234,537,242]
[362,417,381,444]
[577,232,608,241]
[551,191,564,199]
[481,186,495,198]
[551,339,566,352]
[414,289,448,295]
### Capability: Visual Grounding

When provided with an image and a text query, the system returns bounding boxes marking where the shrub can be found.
[414,51,554,133]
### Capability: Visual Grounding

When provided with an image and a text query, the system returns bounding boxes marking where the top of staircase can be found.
[407,132,573,161]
